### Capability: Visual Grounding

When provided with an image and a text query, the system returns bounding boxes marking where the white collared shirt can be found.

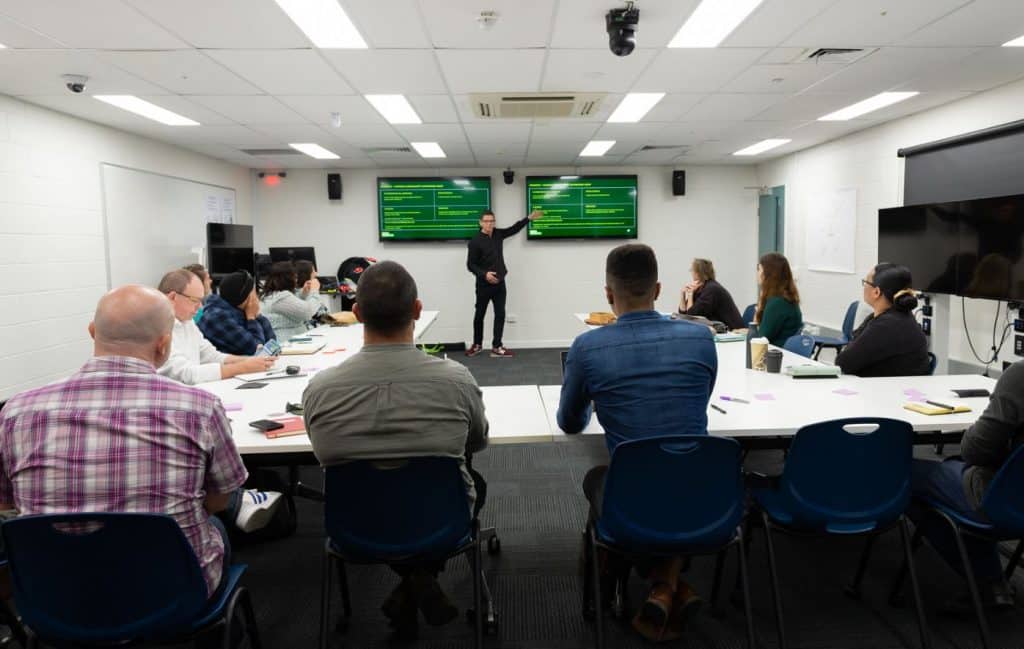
[158,319,229,385]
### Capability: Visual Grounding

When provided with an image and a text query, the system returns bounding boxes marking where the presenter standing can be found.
[466,209,542,357]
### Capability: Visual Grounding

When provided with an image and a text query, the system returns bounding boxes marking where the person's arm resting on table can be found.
[557,344,592,434]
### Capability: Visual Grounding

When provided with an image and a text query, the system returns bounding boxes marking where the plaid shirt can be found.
[0,356,248,595]
[197,294,276,356]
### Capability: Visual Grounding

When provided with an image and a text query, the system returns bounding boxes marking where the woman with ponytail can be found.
[835,263,930,376]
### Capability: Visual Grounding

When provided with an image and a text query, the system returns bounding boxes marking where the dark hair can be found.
[606,244,658,301]
[158,269,198,295]
[691,258,715,282]
[480,210,495,219]
[295,260,316,286]
[873,262,918,312]
[756,252,800,322]
[261,261,297,297]
[356,261,418,335]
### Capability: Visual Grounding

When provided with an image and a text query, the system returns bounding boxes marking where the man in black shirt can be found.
[466,209,542,357]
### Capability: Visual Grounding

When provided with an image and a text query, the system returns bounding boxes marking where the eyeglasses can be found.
[176,293,205,305]
[861,279,875,288]
[480,219,496,224]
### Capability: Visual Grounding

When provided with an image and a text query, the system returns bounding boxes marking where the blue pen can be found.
[720,396,749,404]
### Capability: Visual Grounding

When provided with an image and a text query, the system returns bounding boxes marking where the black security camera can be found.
[503,168,514,185]
[606,4,639,57]
[62,74,88,94]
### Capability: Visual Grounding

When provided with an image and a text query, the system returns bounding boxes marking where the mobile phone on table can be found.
[249,419,284,432]
[256,339,282,357]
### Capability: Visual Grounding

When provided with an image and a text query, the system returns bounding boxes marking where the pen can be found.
[721,396,749,404]
[711,404,727,414]
[926,399,957,410]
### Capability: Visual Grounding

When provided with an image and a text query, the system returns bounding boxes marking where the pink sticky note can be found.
[754,393,775,401]
[833,388,858,396]
[223,402,243,412]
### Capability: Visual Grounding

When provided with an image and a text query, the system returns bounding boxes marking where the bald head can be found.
[90,285,175,366]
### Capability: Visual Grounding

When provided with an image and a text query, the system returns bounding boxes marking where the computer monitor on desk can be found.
[269,247,317,268]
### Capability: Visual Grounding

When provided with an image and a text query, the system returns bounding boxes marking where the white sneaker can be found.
[234,489,284,533]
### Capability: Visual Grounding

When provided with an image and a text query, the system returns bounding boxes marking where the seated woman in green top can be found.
[755,252,803,346]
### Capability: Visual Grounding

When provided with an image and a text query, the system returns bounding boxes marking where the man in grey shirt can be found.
[303,260,488,638]
[911,360,1024,610]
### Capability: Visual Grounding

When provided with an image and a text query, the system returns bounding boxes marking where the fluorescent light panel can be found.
[93,95,198,126]
[274,0,367,48]
[733,139,790,156]
[607,92,666,123]
[289,143,340,159]
[669,0,764,48]
[818,91,918,121]
[1003,34,1024,47]
[579,140,616,157]
[365,94,422,124]
[411,141,446,158]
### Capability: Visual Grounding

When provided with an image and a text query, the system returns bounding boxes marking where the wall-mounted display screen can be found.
[206,223,253,276]
[377,177,492,241]
[526,175,638,240]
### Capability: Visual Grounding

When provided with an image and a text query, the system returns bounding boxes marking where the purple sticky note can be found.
[904,388,926,397]
[833,388,858,396]
[754,393,775,401]
[223,402,243,412]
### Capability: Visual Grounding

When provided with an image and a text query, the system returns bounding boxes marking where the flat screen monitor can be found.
[269,247,317,268]
[958,195,1024,301]
[206,223,253,276]
[878,203,961,295]
[377,177,492,241]
[525,175,638,240]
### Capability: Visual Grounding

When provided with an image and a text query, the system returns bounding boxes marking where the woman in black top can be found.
[836,263,930,377]
[677,258,745,330]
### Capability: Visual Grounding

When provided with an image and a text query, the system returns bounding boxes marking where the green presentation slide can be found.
[378,177,491,241]
[526,175,638,239]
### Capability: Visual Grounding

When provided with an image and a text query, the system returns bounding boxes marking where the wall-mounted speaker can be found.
[327,173,342,200]
[672,170,686,196]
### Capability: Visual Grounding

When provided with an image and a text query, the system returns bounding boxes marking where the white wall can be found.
[253,165,759,347]
[757,77,1024,371]
[0,95,251,401]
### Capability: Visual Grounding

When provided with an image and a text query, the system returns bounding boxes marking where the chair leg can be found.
[1004,540,1024,581]
[845,535,876,599]
[319,551,333,649]
[336,559,352,621]
[947,518,992,649]
[220,589,243,649]
[737,531,757,649]
[582,531,595,618]
[239,587,264,649]
[889,524,923,606]
[731,516,755,606]
[900,517,932,649]
[589,525,605,649]
[473,534,484,649]
[761,512,787,649]
[711,548,727,613]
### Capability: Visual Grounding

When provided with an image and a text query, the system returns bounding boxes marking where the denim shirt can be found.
[557,311,718,456]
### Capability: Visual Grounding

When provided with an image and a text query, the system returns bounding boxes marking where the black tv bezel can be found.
[206,223,254,277]
[524,174,639,241]
[268,246,318,268]
[376,176,493,243]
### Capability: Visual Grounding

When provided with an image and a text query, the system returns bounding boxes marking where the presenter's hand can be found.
[485,271,499,284]
[528,209,543,221]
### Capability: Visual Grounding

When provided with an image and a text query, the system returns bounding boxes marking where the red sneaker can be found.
[490,346,514,357]
[465,344,483,357]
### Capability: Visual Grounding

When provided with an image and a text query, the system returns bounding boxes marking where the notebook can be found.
[904,403,972,416]
[714,332,746,342]
[262,416,306,439]
[280,341,326,355]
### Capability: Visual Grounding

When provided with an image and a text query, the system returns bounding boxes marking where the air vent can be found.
[637,145,688,152]
[363,146,412,154]
[240,148,299,156]
[471,92,606,119]
[801,47,873,65]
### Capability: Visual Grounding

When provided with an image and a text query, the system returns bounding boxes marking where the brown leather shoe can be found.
[638,582,674,630]
[666,580,704,634]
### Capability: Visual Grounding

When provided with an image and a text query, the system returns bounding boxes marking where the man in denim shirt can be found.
[558,243,717,642]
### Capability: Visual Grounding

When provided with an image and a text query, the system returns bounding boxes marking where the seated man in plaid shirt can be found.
[0,285,278,596]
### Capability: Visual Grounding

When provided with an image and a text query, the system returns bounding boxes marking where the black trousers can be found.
[473,281,507,348]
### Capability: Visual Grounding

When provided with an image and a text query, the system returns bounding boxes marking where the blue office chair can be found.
[891,445,1024,649]
[2,512,260,649]
[583,436,755,649]
[320,457,495,649]
[927,352,937,375]
[750,418,930,649]
[783,334,815,358]
[809,301,859,359]
[741,303,756,326]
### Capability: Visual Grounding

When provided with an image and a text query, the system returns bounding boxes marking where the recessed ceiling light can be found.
[1003,34,1024,47]
[411,141,446,158]
[607,92,666,123]
[669,0,764,48]
[273,0,367,48]
[93,95,199,126]
[580,140,616,157]
[365,94,422,124]
[289,143,340,159]
[818,91,918,121]
[733,139,790,156]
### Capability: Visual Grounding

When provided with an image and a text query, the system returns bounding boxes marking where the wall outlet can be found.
[921,318,931,336]
[505,313,517,324]
[1016,335,1024,356]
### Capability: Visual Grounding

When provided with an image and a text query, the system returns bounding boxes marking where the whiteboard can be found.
[101,164,237,289]
[806,188,857,274]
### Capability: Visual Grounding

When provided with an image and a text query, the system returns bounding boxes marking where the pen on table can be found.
[925,399,957,410]
[711,404,727,414]
[720,396,749,404]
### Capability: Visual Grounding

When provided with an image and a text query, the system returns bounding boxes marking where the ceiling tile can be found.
[750,92,866,121]
[277,95,386,125]
[899,0,1024,46]
[642,93,705,121]
[342,0,432,48]
[719,60,847,94]
[781,0,972,48]
[321,49,448,94]
[541,49,658,93]
[245,123,334,143]
[205,49,353,95]
[437,50,546,94]
[550,0,701,49]
[806,47,979,94]
[133,124,275,147]
[391,123,468,146]
[419,0,554,49]
[528,121,601,142]
[682,93,786,121]
[592,122,696,146]
[408,95,459,123]
[135,95,235,125]
[125,0,310,48]
[898,48,1024,93]
[723,0,838,47]
[98,50,261,95]
[633,49,769,93]
[0,0,187,48]
[326,124,405,148]
[464,122,531,160]
[188,95,306,124]
[0,50,167,96]
[0,15,62,48]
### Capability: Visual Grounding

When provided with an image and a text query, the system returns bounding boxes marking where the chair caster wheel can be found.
[487,536,501,555]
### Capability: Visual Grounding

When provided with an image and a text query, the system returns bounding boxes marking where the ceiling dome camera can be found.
[62,74,89,94]
[606,4,639,57]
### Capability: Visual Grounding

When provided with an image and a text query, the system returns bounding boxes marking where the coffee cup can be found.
[764,349,783,374]
[750,337,769,371]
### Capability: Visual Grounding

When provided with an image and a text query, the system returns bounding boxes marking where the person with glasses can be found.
[834,263,929,376]
[677,258,744,330]
[197,270,277,356]
[157,269,275,384]
[465,208,543,358]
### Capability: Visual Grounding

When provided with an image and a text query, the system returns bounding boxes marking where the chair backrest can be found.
[778,418,914,533]
[598,436,743,553]
[841,301,859,339]
[741,303,756,326]
[784,334,815,358]
[927,352,937,375]
[980,443,1024,536]
[2,513,209,644]
[324,457,472,561]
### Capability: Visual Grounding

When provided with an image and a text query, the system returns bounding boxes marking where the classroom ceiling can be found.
[1,0,1024,169]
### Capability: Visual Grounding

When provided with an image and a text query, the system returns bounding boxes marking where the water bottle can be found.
[745,322,759,369]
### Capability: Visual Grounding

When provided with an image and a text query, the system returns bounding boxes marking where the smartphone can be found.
[236,382,268,390]
[249,419,284,432]
[952,388,991,398]
[256,339,282,357]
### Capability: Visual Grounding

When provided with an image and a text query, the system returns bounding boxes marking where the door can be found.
[758,185,785,256]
